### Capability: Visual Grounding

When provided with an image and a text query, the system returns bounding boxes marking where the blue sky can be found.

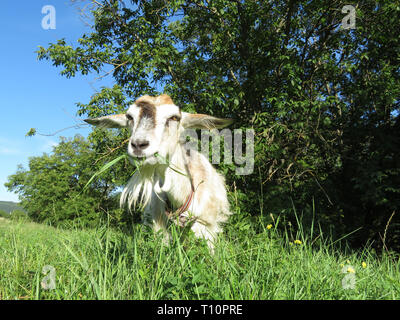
[0,0,115,201]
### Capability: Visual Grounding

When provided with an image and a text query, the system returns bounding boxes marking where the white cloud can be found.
[0,146,21,155]
[39,138,59,153]
[0,137,22,155]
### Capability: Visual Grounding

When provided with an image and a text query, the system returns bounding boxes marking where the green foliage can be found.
[10,210,29,222]
[5,134,134,228]
[0,210,9,219]
[25,128,37,137]
[31,0,400,249]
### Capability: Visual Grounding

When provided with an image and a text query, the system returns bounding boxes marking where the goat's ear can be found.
[181,112,233,130]
[84,114,128,128]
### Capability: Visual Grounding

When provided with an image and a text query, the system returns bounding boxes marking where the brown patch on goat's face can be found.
[138,102,156,126]
[155,94,175,106]
[135,95,155,105]
[135,94,175,107]
[134,94,178,128]
[135,97,156,128]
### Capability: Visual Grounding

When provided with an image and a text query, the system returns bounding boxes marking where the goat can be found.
[85,94,233,252]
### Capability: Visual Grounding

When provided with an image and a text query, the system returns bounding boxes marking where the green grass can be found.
[0,215,399,300]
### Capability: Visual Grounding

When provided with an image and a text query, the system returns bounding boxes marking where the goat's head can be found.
[85,94,233,163]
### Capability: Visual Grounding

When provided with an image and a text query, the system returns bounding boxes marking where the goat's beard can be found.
[122,141,180,210]
[120,171,154,210]
[122,151,171,210]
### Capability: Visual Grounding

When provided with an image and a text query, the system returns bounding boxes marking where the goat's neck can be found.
[155,144,193,205]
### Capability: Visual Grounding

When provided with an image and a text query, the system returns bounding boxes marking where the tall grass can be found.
[0,212,399,300]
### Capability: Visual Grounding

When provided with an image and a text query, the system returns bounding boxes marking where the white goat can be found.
[85,94,233,251]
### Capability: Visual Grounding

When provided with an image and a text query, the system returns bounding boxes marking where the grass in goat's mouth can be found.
[82,154,141,193]
[154,153,188,177]
[83,152,188,193]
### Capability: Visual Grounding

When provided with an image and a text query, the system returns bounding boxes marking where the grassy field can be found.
[0,215,399,300]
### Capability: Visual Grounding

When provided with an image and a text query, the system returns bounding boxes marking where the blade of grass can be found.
[154,153,188,177]
[328,227,363,247]
[82,154,127,192]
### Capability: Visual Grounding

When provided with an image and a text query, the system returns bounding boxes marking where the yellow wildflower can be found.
[347,266,355,273]
[294,239,302,245]
[267,224,272,230]
[362,262,367,268]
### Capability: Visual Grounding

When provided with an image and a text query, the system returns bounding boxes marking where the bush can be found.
[10,209,29,222]
[0,210,10,219]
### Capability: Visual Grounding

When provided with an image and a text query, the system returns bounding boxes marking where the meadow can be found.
[0,212,399,300]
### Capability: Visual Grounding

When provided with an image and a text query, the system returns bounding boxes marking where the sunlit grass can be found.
[0,215,399,300]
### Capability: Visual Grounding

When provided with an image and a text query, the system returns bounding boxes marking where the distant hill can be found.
[0,201,23,214]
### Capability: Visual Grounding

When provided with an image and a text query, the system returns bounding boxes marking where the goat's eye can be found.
[126,114,133,121]
[168,115,180,122]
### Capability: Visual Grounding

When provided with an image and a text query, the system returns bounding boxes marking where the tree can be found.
[34,0,400,249]
[0,210,9,219]
[10,209,29,222]
[5,134,132,227]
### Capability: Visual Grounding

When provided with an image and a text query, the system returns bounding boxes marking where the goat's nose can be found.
[131,139,150,150]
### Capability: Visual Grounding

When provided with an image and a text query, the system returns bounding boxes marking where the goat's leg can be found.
[146,192,171,244]
[190,221,217,254]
